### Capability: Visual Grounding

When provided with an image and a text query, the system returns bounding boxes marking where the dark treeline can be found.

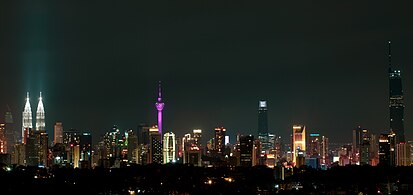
[1,164,413,194]
[0,164,275,194]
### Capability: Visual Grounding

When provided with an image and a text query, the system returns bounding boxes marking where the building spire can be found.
[158,81,162,102]
[36,92,45,131]
[388,40,392,67]
[22,92,33,142]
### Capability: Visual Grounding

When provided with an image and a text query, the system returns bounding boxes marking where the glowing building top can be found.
[155,81,165,135]
[36,92,45,131]
[22,92,33,139]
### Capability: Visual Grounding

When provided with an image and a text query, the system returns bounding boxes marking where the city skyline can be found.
[1,1,413,144]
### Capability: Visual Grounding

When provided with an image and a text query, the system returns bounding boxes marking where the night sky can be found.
[1,0,413,144]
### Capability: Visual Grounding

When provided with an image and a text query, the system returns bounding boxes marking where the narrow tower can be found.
[258,100,270,152]
[36,92,45,131]
[155,81,165,136]
[22,92,33,142]
[258,100,268,136]
[388,41,405,143]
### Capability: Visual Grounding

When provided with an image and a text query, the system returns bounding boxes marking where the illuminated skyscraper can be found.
[388,41,405,143]
[321,135,329,167]
[127,129,138,164]
[5,107,15,154]
[258,100,268,136]
[53,122,63,144]
[389,132,396,166]
[149,126,163,164]
[308,133,320,157]
[193,129,202,147]
[214,127,226,154]
[163,132,176,164]
[36,92,45,131]
[155,81,165,137]
[22,92,33,142]
[80,132,92,168]
[54,122,63,144]
[0,123,6,153]
[379,134,390,165]
[37,131,48,167]
[258,100,270,152]
[360,129,370,165]
[352,126,365,164]
[396,142,410,166]
[292,125,306,165]
[239,135,254,167]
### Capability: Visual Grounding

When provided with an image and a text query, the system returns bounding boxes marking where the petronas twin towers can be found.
[22,92,45,141]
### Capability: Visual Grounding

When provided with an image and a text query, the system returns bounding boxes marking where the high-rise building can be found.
[0,123,6,153]
[63,129,81,146]
[408,141,413,166]
[308,133,320,157]
[22,92,33,143]
[239,135,254,167]
[193,129,202,147]
[37,130,48,167]
[63,129,81,167]
[127,129,138,164]
[155,81,165,137]
[80,132,92,168]
[258,101,270,152]
[379,134,390,165]
[388,41,405,143]
[163,132,176,164]
[352,126,366,164]
[292,125,306,166]
[396,143,410,166]
[274,135,283,160]
[26,130,38,166]
[138,124,150,145]
[389,132,396,166]
[321,135,329,167]
[12,143,25,166]
[369,134,379,166]
[54,122,63,144]
[149,126,162,164]
[36,92,45,132]
[5,108,15,154]
[360,129,370,165]
[137,124,151,165]
[214,127,226,154]
[258,100,268,136]
[24,129,48,167]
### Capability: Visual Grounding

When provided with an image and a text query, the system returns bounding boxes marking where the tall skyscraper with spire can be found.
[258,100,271,152]
[258,100,268,136]
[22,92,33,141]
[155,81,164,136]
[388,41,405,143]
[36,92,45,131]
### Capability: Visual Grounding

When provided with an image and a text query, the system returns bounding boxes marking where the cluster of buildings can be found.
[0,42,411,172]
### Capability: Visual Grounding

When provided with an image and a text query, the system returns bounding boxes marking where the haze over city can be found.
[1,0,413,144]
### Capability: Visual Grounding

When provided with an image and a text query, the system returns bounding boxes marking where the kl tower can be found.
[155,81,165,137]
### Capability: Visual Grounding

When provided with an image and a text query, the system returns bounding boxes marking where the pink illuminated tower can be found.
[155,81,164,136]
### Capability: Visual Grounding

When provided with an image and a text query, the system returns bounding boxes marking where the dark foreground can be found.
[1,164,413,194]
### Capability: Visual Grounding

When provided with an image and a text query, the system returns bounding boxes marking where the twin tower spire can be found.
[22,92,45,140]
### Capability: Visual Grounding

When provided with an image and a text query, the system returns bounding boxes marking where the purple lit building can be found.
[155,81,165,137]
